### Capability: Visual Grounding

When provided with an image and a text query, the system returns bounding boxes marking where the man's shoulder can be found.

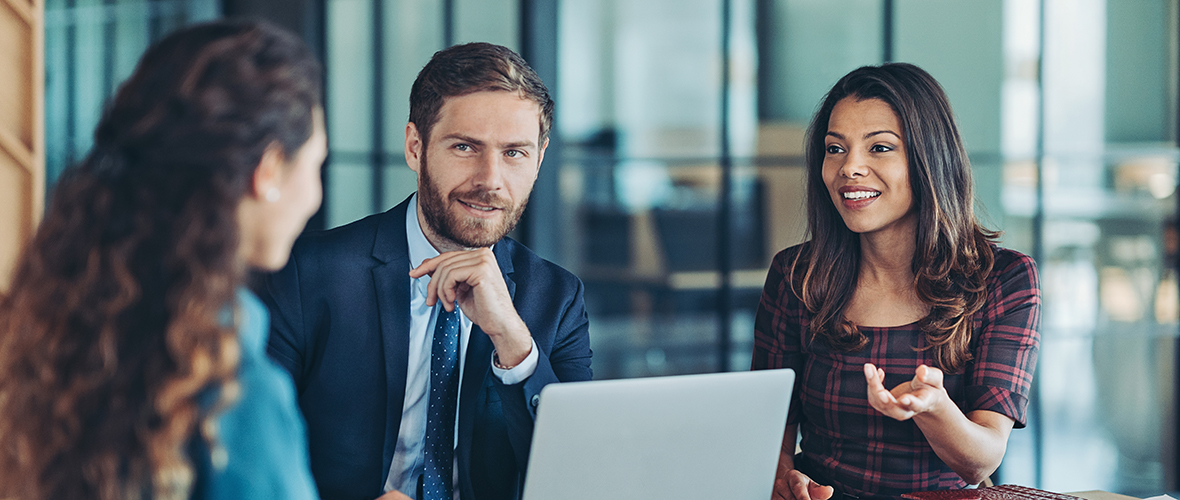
[291,207,405,262]
[499,237,582,289]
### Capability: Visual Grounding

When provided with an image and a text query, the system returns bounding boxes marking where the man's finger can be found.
[405,255,443,279]
[409,249,484,279]
[440,260,479,310]
[437,259,496,312]
[424,268,440,306]
[374,490,413,500]
[435,265,457,311]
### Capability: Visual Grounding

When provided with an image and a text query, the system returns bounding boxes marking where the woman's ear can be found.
[251,142,286,201]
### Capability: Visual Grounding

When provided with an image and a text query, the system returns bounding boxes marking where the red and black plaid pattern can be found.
[752,244,1041,497]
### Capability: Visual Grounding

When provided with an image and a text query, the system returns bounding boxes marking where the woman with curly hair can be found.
[0,20,325,500]
[753,63,1041,499]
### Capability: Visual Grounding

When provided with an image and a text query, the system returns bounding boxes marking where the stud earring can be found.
[266,188,281,202]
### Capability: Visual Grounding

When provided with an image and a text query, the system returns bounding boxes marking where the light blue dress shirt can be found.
[384,194,539,499]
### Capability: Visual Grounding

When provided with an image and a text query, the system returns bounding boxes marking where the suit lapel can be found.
[456,240,516,496]
[371,197,414,482]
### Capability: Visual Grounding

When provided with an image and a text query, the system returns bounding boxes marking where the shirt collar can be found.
[405,192,496,272]
[406,193,439,271]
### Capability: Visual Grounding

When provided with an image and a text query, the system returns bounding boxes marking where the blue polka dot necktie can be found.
[423,305,460,500]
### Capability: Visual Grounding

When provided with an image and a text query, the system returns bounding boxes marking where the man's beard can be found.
[417,155,531,249]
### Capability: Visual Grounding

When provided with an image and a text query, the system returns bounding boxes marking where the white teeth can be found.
[461,201,496,211]
[842,191,880,200]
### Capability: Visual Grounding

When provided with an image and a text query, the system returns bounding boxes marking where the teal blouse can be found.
[190,289,319,499]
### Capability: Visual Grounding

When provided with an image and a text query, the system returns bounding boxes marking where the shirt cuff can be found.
[491,339,539,385]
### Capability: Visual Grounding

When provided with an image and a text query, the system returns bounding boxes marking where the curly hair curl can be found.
[0,20,320,500]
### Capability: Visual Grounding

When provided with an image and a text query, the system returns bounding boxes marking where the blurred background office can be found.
[0,0,1175,495]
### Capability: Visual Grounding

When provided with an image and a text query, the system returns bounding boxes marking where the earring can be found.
[266,188,281,202]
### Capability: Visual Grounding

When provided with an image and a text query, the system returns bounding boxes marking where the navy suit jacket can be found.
[260,196,593,500]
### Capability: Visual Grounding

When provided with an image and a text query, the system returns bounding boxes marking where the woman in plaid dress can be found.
[753,63,1040,500]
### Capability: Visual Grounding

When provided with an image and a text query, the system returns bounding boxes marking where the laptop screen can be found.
[523,369,795,500]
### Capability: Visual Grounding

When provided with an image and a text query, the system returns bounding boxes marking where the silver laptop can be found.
[522,368,795,500]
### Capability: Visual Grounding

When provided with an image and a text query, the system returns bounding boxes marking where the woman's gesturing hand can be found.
[864,363,951,421]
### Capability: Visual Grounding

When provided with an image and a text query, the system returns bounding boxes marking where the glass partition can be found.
[314,0,1180,492]
[44,0,219,189]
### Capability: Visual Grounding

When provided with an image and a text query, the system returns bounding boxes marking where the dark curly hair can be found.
[0,20,321,500]
[792,63,997,374]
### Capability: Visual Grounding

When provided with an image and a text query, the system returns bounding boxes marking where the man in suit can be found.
[261,42,593,500]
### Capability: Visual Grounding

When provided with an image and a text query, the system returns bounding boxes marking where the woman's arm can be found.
[754,247,835,500]
[863,250,1040,485]
[771,424,834,500]
[864,363,1014,485]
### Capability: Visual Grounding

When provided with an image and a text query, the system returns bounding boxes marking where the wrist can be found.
[484,316,530,350]
[917,388,955,420]
[493,350,520,370]
[493,340,532,369]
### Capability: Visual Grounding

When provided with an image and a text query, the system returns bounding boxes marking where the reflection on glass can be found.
[998,0,1179,494]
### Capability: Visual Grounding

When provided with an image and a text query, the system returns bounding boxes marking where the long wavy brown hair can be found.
[792,63,997,373]
[0,20,320,500]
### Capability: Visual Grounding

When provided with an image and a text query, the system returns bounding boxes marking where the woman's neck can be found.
[857,216,918,289]
[843,215,928,327]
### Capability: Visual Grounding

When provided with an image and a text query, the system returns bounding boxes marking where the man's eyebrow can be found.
[440,134,486,147]
[439,134,537,150]
[501,140,538,150]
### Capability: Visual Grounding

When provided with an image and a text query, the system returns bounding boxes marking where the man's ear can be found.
[405,122,423,173]
[534,137,550,180]
[251,142,286,199]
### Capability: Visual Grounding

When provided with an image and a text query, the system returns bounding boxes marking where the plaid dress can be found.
[752,243,1041,497]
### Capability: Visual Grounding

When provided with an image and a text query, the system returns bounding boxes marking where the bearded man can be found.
[260,43,592,500]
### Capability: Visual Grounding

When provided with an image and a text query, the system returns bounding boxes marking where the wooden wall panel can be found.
[0,0,45,292]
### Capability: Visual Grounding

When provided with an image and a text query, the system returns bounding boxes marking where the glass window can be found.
[323,0,444,228]
[318,0,1180,493]
[44,0,219,189]
[322,0,522,229]
[556,0,739,379]
[1021,0,1179,493]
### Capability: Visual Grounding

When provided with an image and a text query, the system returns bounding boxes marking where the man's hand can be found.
[864,363,950,421]
[410,248,532,366]
[374,490,412,500]
[773,469,834,500]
